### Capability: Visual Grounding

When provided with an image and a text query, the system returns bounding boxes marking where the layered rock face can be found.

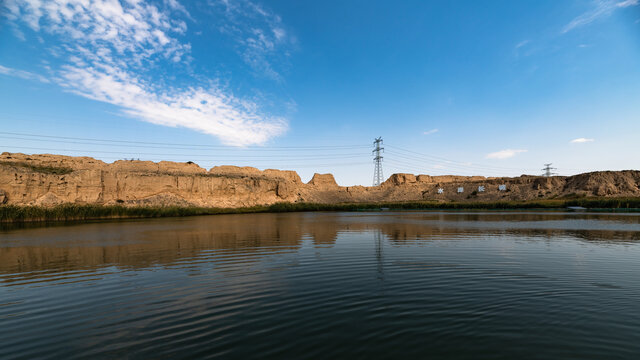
[1,152,639,207]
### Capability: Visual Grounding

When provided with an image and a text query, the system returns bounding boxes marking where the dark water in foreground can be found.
[1,212,640,359]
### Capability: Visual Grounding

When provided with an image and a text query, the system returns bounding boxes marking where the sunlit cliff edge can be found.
[1,152,639,208]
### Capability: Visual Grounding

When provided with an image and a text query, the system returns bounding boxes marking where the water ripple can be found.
[1,212,640,359]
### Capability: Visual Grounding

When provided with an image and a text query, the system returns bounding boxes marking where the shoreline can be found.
[2,198,640,223]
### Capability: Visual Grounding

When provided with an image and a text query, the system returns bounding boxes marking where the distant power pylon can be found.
[542,163,557,177]
[372,137,384,186]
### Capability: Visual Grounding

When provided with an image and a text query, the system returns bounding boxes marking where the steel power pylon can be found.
[542,163,557,177]
[372,137,384,186]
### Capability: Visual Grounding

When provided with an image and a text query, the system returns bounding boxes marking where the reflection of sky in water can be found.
[1,212,640,358]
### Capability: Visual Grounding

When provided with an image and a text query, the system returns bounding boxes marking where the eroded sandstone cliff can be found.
[1,152,639,207]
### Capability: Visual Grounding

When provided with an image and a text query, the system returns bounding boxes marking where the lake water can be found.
[1,211,640,359]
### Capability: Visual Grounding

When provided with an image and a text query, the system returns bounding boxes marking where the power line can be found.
[385,152,537,174]
[385,158,481,177]
[0,145,368,160]
[0,131,585,177]
[385,144,537,173]
[385,153,511,173]
[542,163,557,177]
[387,144,529,171]
[372,137,384,186]
[112,160,370,168]
[0,131,370,150]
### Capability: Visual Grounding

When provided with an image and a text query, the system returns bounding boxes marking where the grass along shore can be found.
[2,197,640,223]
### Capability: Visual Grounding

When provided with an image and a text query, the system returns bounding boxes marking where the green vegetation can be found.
[563,197,640,209]
[269,198,640,212]
[0,204,268,223]
[0,161,73,175]
[2,197,640,223]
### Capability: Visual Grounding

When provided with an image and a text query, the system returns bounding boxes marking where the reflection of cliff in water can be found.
[383,226,640,245]
[1,212,639,279]
[346,212,640,243]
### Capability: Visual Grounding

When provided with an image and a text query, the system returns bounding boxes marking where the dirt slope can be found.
[1,152,638,207]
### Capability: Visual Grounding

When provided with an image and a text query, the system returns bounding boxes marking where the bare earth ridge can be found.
[1,152,639,207]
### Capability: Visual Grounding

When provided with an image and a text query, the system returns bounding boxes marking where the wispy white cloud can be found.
[165,0,193,20]
[562,0,639,34]
[0,64,49,83]
[58,65,285,146]
[2,0,288,146]
[213,0,294,80]
[4,0,190,64]
[514,39,537,58]
[486,149,527,159]
[423,128,439,135]
[571,138,595,143]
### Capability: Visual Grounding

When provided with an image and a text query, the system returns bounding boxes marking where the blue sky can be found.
[1,0,639,185]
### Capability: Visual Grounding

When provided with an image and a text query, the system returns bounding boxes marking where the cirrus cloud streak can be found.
[571,138,595,143]
[486,149,527,159]
[562,0,638,34]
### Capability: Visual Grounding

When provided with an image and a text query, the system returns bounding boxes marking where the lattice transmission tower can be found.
[542,163,557,177]
[372,137,384,186]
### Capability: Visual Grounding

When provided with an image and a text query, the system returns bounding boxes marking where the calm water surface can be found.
[1,211,640,359]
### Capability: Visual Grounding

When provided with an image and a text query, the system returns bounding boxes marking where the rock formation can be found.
[1,152,639,207]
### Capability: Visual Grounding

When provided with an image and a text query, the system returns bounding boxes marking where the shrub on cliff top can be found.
[0,161,73,175]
